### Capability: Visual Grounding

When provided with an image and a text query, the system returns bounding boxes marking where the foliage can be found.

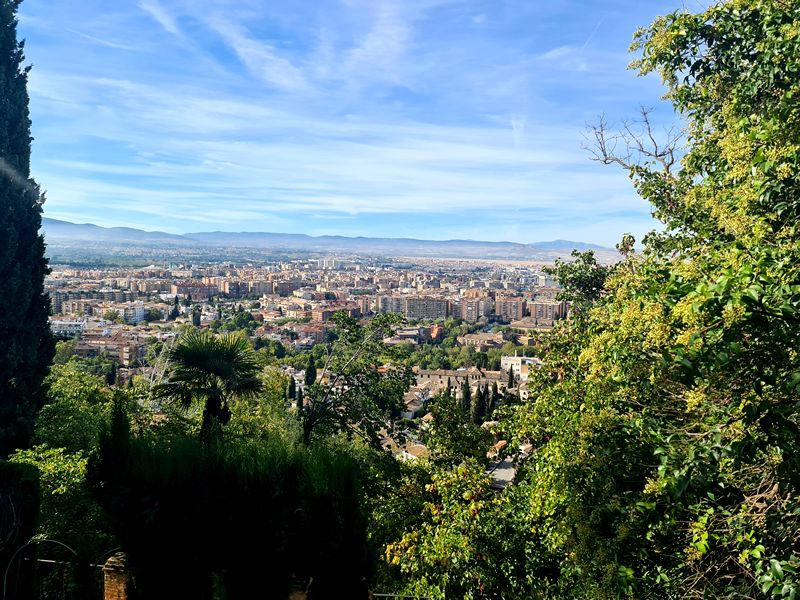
[424,391,492,465]
[221,307,257,333]
[544,249,611,308]
[298,313,415,447]
[102,309,122,323]
[52,339,76,364]
[495,1,800,597]
[154,330,264,443]
[33,358,111,452]
[90,401,371,600]
[387,3,800,598]
[386,461,547,599]
[0,459,39,569]
[9,446,111,557]
[0,0,55,458]
[144,307,163,322]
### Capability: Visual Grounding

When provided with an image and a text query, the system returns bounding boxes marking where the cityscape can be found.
[3,0,800,599]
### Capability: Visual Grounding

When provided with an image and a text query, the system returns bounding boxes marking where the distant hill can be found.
[42,218,193,245]
[41,218,615,260]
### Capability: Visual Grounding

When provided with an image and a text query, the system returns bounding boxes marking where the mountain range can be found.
[41,218,616,261]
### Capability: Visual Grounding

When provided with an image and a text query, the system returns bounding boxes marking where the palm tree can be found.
[155,330,263,442]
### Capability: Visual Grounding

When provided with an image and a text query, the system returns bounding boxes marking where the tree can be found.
[386,462,541,599]
[102,309,121,323]
[191,306,201,327]
[287,376,296,402]
[423,390,491,465]
[304,359,317,387]
[299,313,414,447]
[470,385,487,425]
[155,330,264,443]
[544,249,611,309]
[0,0,55,458]
[459,380,471,419]
[53,339,77,364]
[144,307,163,323]
[33,358,110,453]
[500,2,800,597]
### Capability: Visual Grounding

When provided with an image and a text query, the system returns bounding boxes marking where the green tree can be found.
[424,390,491,465]
[501,2,800,597]
[386,462,542,599]
[103,309,121,322]
[155,330,264,443]
[33,359,110,453]
[299,313,414,447]
[459,379,471,418]
[144,307,163,322]
[470,385,487,425]
[304,358,317,387]
[191,305,201,327]
[544,249,611,309]
[0,0,55,458]
[53,339,77,364]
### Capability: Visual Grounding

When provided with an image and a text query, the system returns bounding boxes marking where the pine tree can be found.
[0,0,55,458]
[507,366,514,389]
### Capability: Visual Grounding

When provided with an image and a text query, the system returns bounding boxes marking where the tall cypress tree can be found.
[304,360,316,387]
[0,0,54,458]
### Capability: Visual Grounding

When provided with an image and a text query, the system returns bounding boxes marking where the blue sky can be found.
[19,0,696,246]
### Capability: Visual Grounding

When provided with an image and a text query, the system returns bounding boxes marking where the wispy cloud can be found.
[204,16,312,93]
[69,30,140,51]
[19,0,682,245]
[137,0,181,37]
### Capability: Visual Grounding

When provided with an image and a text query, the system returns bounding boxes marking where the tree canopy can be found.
[0,0,54,458]
[155,330,263,442]
[390,1,800,597]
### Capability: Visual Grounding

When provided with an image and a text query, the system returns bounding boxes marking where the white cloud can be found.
[137,0,181,36]
[204,16,312,93]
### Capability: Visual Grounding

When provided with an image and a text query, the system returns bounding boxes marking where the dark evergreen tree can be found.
[507,366,514,389]
[287,376,296,401]
[459,380,471,419]
[304,360,317,387]
[0,0,55,458]
[106,361,117,386]
[488,381,499,417]
[470,385,486,425]
[192,306,201,327]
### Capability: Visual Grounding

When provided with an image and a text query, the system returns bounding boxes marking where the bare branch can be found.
[585,107,682,175]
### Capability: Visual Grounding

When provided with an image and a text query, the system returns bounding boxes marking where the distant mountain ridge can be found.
[41,218,615,260]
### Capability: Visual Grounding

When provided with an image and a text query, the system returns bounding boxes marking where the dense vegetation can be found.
[0,0,54,459]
